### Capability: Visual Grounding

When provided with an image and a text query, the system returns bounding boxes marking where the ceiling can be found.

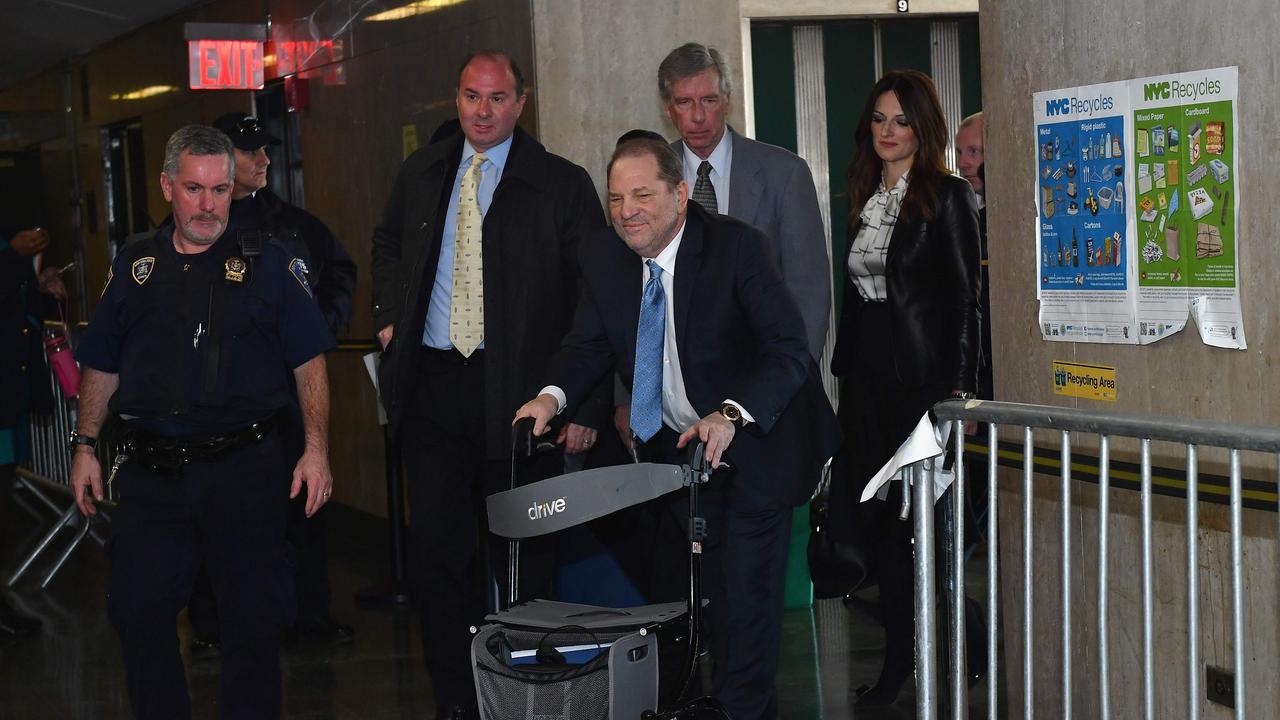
[0,0,207,90]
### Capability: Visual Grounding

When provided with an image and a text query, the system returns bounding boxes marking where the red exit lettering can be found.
[188,40,264,90]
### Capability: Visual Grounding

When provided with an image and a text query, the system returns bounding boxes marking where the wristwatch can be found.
[719,403,747,429]
[68,430,97,452]
[951,391,976,401]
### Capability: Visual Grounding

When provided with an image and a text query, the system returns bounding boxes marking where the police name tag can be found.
[225,256,247,283]
[131,257,155,285]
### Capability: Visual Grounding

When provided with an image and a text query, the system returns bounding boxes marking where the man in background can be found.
[955,111,990,399]
[659,42,829,359]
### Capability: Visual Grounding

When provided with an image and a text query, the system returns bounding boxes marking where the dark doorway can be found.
[0,149,44,237]
[100,119,151,253]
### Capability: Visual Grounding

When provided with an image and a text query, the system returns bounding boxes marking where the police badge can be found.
[131,256,155,285]
[225,256,247,283]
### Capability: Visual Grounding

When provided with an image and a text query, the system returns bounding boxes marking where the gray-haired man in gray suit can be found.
[659,41,831,358]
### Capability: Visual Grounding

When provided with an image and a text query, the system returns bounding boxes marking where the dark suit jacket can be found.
[831,174,982,392]
[370,127,606,457]
[672,129,831,358]
[550,203,840,509]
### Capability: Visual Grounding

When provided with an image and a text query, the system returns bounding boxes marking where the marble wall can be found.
[530,0,745,198]
[981,0,1280,715]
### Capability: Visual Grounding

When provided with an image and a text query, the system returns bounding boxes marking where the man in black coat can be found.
[516,137,840,720]
[369,50,605,719]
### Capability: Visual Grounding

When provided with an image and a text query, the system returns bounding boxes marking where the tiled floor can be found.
[0,492,999,719]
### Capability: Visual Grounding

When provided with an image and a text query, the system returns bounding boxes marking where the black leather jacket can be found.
[831,174,982,392]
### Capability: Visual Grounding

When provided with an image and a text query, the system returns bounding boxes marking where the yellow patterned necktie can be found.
[450,152,487,356]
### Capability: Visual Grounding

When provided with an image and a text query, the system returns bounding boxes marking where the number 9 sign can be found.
[897,0,909,11]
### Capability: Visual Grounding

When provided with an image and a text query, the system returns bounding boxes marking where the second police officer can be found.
[179,112,358,653]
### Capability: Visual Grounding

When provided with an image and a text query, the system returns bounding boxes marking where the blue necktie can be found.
[630,260,665,443]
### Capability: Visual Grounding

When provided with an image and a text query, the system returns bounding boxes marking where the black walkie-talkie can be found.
[237,230,268,286]
[238,229,265,259]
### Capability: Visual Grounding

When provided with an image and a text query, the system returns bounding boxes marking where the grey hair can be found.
[162,125,235,182]
[959,111,984,130]
[658,42,732,101]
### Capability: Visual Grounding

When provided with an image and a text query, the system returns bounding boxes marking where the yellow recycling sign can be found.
[1052,360,1117,402]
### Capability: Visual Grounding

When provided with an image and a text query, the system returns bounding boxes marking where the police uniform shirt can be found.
[77,226,335,432]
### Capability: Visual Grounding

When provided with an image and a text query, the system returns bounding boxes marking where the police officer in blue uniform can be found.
[175,112,356,652]
[69,125,335,720]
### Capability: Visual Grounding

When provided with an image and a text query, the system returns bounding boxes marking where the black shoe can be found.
[853,680,905,708]
[190,630,221,660]
[435,703,479,720]
[853,666,909,708]
[0,599,41,638]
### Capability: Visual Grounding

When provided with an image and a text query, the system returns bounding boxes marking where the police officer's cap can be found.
[212,112,282,152]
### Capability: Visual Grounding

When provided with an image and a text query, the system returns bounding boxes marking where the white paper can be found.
[860,412,953,504]
[363,352,388,426]
[1189,295,1246,350]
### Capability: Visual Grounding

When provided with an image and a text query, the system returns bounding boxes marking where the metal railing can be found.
[909,399,1277,720]
[11,333,381,591]
[10,333,111,589]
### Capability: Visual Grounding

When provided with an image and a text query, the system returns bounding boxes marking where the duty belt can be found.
[120,417,277,474]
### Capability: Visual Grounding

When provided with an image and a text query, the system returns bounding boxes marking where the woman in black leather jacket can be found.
[828,70,981,707]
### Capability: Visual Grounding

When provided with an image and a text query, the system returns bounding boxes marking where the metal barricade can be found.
[908,399,1275,720]
[9,327,110,589]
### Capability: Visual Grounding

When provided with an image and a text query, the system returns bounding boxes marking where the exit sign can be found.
[185,23,266,90]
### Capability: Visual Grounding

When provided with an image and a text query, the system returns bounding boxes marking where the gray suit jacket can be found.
[672,128,831,358]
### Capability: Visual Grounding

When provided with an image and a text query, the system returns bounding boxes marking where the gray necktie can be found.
[692,160,718,214]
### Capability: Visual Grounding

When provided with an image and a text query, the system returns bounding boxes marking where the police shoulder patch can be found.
[288,257,312,296]
[131,256,155,285]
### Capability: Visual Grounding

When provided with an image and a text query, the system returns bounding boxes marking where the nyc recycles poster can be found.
[1032,67,1243,348]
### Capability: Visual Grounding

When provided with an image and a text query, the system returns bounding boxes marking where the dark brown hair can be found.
[846,70,949,230]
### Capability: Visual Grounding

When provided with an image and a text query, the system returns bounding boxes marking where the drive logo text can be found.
[528,497,567,520]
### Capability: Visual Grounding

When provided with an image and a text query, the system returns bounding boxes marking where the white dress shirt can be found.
[681,134,733,215]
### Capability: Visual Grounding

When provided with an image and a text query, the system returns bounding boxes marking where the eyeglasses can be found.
[234,117,263,134]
